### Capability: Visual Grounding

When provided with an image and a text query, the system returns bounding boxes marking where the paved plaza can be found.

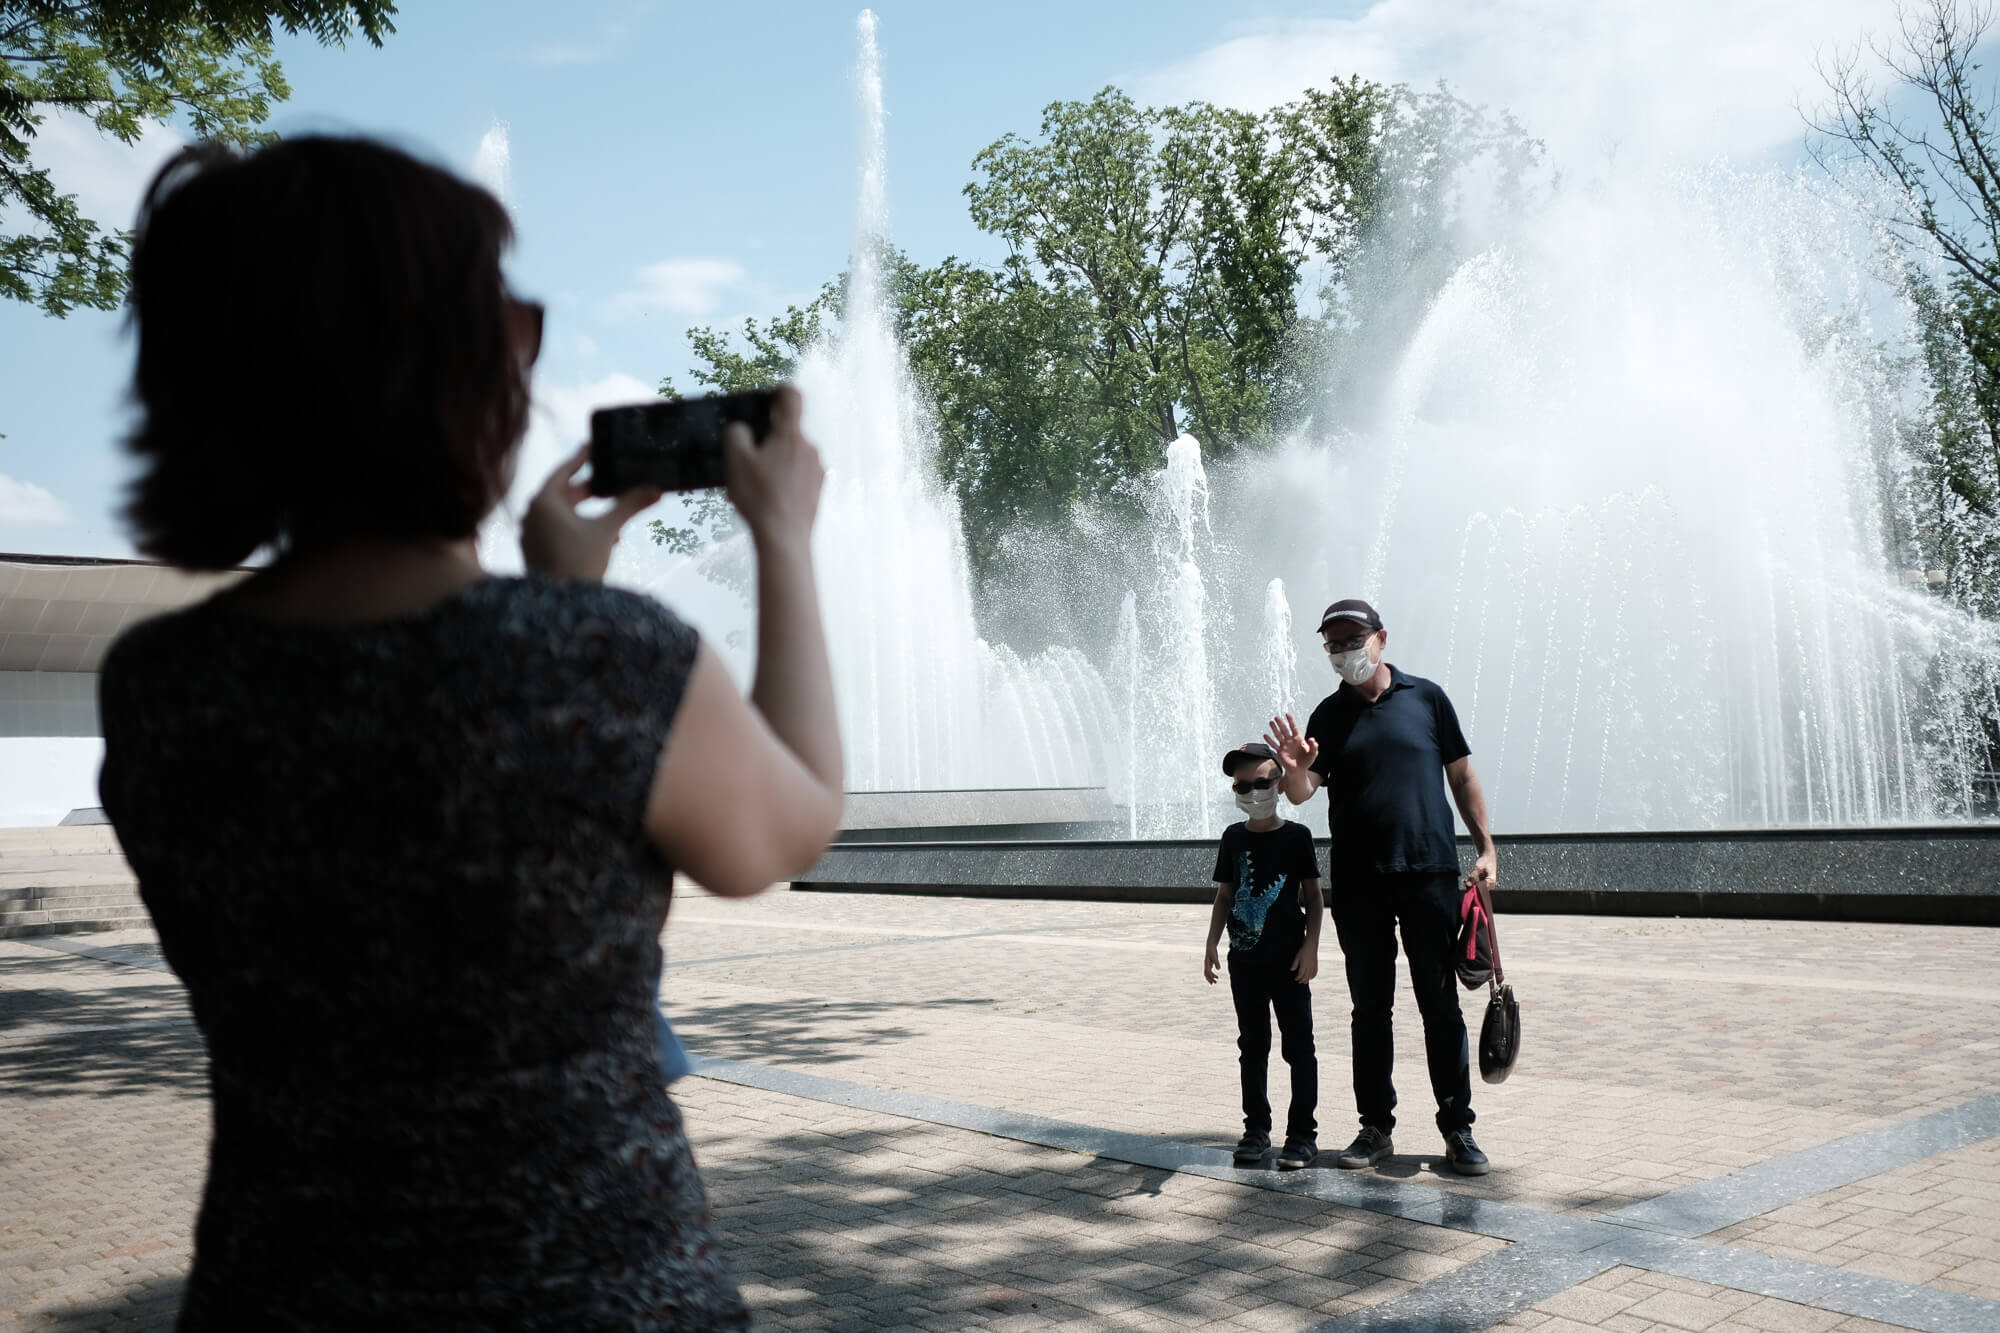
[2,889,1998,1331]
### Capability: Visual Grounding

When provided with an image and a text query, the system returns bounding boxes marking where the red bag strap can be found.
[1472,877,1503,990]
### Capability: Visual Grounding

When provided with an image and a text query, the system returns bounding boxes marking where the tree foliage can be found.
[1813,0,2000,609]
[648,276,848,554]
[661,78,1540,572]
[1,1,396,315]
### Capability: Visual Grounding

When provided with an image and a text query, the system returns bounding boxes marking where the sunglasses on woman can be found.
[505,291,544,367]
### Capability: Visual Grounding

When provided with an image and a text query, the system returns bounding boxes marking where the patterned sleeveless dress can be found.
[97,576,751,1330]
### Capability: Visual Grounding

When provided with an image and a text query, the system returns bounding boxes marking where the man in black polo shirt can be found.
[1266,598,1498,1176]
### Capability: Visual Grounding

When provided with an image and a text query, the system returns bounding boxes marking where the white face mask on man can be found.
[1328,644,1377,685]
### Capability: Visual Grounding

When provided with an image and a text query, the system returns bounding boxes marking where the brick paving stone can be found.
[1709,1136,2000,1300]
[0,939,203,1333]
[662,894,1998,1220]
[4,899,1995,1330]
[671,1075,1502,1329]
[1492,1268,1918,1333]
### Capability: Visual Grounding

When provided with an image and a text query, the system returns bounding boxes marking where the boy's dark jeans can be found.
[1226,951,1317,1141]
[1329,870,1475,1136]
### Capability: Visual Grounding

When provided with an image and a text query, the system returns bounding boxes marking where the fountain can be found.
[613,11,1120,799]
[1197,167,2000,833]
[589,18,1999,841]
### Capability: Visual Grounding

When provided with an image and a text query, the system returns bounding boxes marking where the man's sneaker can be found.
[1444,1129,1490,1176]
[1334,1126,1393,1170]
[1232,1131,1271,1166]
[1277,1138,1318,1171]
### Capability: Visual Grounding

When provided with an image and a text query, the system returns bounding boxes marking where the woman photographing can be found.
[97,135,841,1329]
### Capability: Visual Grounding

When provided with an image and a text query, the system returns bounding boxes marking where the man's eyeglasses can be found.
[1232,777,1277,794]
[1324,637,1371,655]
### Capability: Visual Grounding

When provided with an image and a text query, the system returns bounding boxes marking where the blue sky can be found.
[0,0,1905,556]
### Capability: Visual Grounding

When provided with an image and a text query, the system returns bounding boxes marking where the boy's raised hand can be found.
[1291,943,1318,985]
[1203,941,1221,985]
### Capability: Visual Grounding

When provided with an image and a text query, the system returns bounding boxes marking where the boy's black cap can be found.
[1318,598,1383,635]
[1222,742,1282,776]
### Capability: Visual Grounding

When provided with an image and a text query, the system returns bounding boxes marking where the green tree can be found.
[1905,270,2000,614]
[925,85,1379,551]
[658,80,1540,576]
[2,1,397,316]
[647,245,934,553]
[1811,0,2000,807]
[1812,0,2000,610]
[647,285,837,554]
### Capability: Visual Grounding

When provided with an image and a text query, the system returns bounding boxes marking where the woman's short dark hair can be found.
[123,135,529,569]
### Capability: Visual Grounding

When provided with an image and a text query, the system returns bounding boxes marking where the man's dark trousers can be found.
[1226,952,1317,1141]
[1329,870,1474,1135]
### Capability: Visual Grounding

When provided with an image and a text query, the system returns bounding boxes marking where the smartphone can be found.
[588,389,775,496]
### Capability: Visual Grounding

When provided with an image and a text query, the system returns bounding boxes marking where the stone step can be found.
[0,871,138,894]
[0,827,149,939]
[0,853,135,875]
[0,887,145,910]
[0,875,140,895]
[0,910,152,940]
[0,902,151,930]
[0,826,122,856]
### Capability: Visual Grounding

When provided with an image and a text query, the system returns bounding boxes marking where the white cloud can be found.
[0,474,71,524]
[1134,0,1885,166]
[603,258,748,320]
[27,112,184,232]
[518,0,659,66]
[470,122,513,207]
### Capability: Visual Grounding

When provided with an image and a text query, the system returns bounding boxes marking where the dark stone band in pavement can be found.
[1608,1091,2000,1238]
[1598,1228,2000,1333]
[1308,1245,1618,1333]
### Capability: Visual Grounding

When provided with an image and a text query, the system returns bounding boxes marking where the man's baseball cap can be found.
[1222,742,1283,776]
[1318,598,1384,635]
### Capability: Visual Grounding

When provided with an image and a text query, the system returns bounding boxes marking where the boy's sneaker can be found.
[1444,1129,1490,1176]
[1277,1138,1318,1171]
[1334,1126,1394,1169]
[1232,1131,1271,1166]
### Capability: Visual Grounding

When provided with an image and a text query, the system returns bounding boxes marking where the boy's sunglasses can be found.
[1232,777,1277,794]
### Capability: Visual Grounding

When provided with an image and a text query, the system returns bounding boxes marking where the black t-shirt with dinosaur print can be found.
[1212,819,1320,965]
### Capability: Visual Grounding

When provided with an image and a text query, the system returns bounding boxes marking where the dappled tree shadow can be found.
[680,1095,1460,1330]
[669,995,997,1067]
[0,989,205,1101]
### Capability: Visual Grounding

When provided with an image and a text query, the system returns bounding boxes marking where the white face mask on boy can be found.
[1234,782,1280,819]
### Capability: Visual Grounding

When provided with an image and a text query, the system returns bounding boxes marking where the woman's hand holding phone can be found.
[724,384,822,548]
[522,447,662,583]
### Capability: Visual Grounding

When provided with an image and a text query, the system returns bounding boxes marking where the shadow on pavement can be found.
[670,996,997,1067]
[0,989,205,1101]
[684,1105,1451,1329]
[24,1275,184,1331]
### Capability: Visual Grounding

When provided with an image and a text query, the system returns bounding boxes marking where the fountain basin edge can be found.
[792,826,2000,926]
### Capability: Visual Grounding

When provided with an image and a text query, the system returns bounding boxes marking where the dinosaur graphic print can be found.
[1212,820,1318,962]
[1228,849,1290,952]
